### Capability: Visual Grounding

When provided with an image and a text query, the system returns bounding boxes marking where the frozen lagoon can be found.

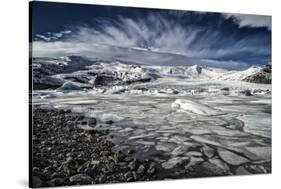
[32,78,272,175]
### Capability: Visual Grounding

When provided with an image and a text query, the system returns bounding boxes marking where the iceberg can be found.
[171,99,224,116]
[57,81,82,91]
[99,113,124,123]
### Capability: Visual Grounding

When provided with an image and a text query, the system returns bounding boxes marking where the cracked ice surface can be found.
[33,78,271,175]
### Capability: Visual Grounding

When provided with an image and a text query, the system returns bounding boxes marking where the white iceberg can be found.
[171,99,224,116]
[99,113,124,123]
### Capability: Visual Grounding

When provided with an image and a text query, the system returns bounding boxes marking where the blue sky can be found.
[31,1,271,69]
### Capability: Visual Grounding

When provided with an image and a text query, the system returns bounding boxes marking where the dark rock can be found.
[128,159,138,170]
[32,167,41,176]
[33,82,62,90]
[98,175,105,183]
[100,150,110,156]
[124,156,134,162]
[196,65,202,74]
[244,89,253,96]
[115,151,125,160]
[117,162,128,168]
[221,87,230,91]
[147,166,156,175]
[32,176,43,188]
[77,161,91,173]
[69,174,93,184]
[243,68,271,84]
[105,120,114,124]
[88,118,97,126]
[262,64,271,73]
[136,165,145,175]
[47,178,65,187]
[109,134,114,139]
[90,160,100,165]
[77,115,85,120]
[81,121,87,125]
[124,171,133,181]
[172,90,179,94]
[132,171,138,180]
[190,161,226,177]
[94,75,118,87]
[85,167,97,177]
[50,172,64,179]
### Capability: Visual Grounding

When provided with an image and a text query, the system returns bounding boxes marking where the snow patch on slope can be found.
[219,67,262,81]
[148,65,260,81]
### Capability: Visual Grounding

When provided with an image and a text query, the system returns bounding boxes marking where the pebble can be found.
[88,118,97,126]
[137,165,145,175]
[100,151,110,156]
[69,174,93,184]
[128,160,138,170]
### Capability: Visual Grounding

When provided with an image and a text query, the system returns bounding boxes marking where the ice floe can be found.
[217,148,249,165]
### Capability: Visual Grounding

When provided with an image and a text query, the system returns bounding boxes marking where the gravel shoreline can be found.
[31,108,158,187]
[31,107,271,187]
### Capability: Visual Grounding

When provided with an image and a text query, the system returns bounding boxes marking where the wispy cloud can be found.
[34,30,72,42]
[32,12,271,68]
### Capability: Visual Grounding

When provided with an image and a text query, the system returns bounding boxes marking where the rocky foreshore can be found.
[31,107,271,188]
[31,108,159,187]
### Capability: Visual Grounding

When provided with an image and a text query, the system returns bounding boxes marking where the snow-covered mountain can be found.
[32,56,97,89]
[31,56,271,93]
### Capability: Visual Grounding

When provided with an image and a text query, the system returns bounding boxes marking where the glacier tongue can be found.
[171,99,224,116]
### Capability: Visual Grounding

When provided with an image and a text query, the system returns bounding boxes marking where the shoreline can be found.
[31,107,271,187]
[31,108,159,187]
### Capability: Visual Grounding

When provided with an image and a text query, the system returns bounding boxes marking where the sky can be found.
[30,1,272,69]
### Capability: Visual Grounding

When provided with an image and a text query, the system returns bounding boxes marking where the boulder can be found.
[244,89,253,96]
